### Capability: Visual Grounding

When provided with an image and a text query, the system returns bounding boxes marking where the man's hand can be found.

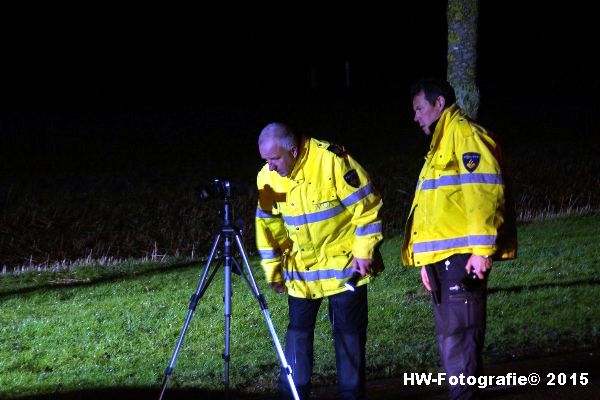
[420,266,431,291]
[270,281,286,293]
[465,254,493,279]
[352,257,373,277]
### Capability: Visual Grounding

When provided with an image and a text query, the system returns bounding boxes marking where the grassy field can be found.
[1,212,598,398]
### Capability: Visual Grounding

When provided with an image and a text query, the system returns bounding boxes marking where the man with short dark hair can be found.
[402,79,517,399]
[256,122,383,400]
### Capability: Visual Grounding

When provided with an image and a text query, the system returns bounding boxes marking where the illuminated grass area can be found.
[1,213,598,398]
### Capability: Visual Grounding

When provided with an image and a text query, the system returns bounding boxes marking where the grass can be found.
[1,213,598,398]
[0,102,598,398]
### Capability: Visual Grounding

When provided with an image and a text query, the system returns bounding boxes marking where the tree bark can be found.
[447,0,479,120]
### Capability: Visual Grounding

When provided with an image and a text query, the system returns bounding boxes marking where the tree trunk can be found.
[447,0,479,120]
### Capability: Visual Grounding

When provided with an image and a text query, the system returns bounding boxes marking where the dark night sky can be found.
[2,3,448,108]
[1,3,596,109]
[0,2,598,175]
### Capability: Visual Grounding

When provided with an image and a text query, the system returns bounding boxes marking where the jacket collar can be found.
[428,103,462,156]
[288,135,310,182]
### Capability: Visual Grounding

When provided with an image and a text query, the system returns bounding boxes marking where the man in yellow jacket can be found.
[256,122,383,400]
[403,79,516,400]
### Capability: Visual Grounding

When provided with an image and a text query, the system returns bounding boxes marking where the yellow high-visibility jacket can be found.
[402,104,517,267]
[256,137,383,299]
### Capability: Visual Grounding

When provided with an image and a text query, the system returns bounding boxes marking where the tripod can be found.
[159,188,299,400]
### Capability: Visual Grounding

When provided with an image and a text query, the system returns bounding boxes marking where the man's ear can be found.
[435,95,446,110]
[291,146,298,158]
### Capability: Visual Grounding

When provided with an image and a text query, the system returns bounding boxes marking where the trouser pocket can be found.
[431,254,488,336]
[445,288,486,335]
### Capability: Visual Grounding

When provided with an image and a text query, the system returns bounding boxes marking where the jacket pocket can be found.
[308,187,338,212]
[433,152,456,170]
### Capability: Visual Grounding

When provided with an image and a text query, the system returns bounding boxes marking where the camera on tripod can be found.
[197,178,233,201]
[160,177,299,400]
[196,178,250,202]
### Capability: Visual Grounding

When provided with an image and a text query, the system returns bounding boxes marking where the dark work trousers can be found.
[427,253,488,400]
[278,285,368,400]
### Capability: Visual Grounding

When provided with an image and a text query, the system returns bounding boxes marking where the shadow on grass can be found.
[488,278,600,294]
[0,260,207,299]
[4,387,274,400]
[3,266,599,300]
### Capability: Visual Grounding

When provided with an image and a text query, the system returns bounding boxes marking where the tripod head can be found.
[196,178,251,228]
[197,178,234,201]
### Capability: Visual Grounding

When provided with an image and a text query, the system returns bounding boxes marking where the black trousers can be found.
[278,286,368,400]
[426,253,488,400]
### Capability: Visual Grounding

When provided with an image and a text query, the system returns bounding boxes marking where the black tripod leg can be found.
[233,233,300,400]
[223,235,233,398]
[159,233,222,400]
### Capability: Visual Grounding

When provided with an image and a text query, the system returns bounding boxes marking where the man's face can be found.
[412,90,444,135]
[259,139,298,177]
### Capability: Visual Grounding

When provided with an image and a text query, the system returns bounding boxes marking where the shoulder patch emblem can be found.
[462,152,481,173]
[344,169,361,188]
[327,143,347,157]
